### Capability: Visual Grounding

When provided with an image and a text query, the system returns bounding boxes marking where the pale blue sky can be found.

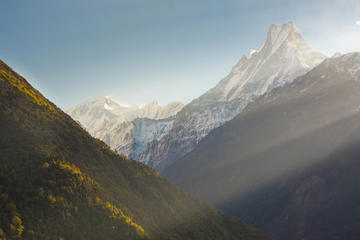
[1,0,359,109]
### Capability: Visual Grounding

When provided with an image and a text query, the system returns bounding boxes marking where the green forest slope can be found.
[0,60,269,240]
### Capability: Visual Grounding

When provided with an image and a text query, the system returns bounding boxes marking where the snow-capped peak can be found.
[199,22,326,103]
[139,22,327,171]
[331,52,342,58]
[250,50,258,57]
[67,96,184,136]
[104,102,113,111]
[147,99,160,106]
[325,52,360,78]
[267,21,297,46]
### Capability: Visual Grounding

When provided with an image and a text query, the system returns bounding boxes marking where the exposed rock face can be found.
[138,22,326,171]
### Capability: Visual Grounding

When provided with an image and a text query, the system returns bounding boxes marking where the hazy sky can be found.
[1,0,359,109]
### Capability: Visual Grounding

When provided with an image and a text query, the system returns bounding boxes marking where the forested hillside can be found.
[0,60,269,240]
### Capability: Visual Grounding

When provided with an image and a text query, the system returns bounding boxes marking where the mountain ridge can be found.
[163,52,360,240]
[137,22,326,171]
[67,97,184,135]
[0,59,269,240]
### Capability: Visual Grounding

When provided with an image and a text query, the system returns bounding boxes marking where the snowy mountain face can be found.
[137,22,326,171]
[328,52,360,79]
[96,117,176,162]
[67,98,183,134]
[203,22,325,102]
[66,96,139,135]
[101,100,184,133]
[67,97,184,159]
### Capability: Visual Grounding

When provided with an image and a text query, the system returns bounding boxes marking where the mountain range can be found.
[67,98,183,135]
[64,21,360,239]
[69,22,326,171]
[164,52,360,240]
[0,60,269,239]
[141,21,326,171]
[67,98,184,161]
[4,18,360,240]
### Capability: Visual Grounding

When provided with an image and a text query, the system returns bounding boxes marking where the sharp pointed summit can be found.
[205,22,326,102]
[266,21,297,46]
[136,22,327,171]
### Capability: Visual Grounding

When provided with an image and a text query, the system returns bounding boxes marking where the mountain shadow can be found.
[164,53,360,240]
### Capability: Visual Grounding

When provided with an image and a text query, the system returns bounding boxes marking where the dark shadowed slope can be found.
[0,60,269,240]
[164,53,360,240]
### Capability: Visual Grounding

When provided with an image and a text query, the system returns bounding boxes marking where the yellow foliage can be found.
[42,162,50,168]
[103,200,145,234]
[12,215,22,226]
[10,215,24,237]
[0,69,54,111]
[48,194,57,203]
[58,162,81,175]
[92,197,145,234]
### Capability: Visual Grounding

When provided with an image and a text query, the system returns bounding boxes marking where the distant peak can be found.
[150,99,159,105]
[167,101,184,106]
[334,52,360,62]
[267,21,298,45]
[234,54,248,67]
[240,54,248,61]
[323,52,360,78]
[97,96,114,102]
[140,100,159,109]
[268,21,296,33]
[327,52,360,62]
[331,52,342,58]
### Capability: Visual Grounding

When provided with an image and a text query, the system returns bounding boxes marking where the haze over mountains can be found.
[3,12,360,240]
[64,21,360,239]
[0,59,269,239]
[67,98,184,160]
[164,52,360,239]
[67,97,183,135]
[139,22,326,171]
[69,22,326,171]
